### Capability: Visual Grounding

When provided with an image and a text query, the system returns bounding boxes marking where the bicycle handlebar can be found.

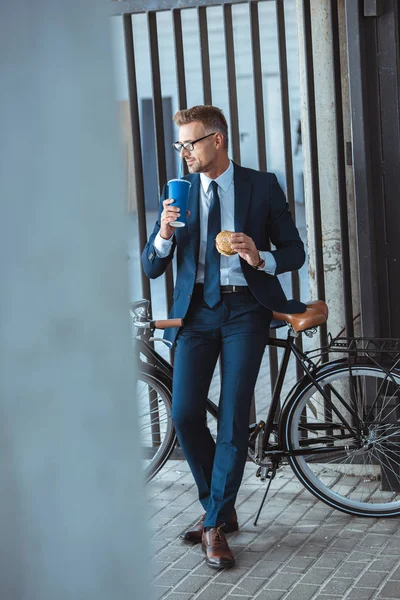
[151,318,183,330]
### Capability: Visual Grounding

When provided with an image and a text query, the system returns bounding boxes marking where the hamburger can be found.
[215,230,237,256]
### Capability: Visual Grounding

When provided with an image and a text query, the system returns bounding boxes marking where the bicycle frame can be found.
[137,327,351,458]
[137,322,400,467]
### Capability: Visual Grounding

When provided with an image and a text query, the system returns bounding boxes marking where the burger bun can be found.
[215,230,237,256]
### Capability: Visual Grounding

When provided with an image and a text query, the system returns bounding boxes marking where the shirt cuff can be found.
[154,231,174,258]
[259,251,277,275]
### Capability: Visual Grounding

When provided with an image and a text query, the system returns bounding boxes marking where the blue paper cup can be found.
[167,179,191,227]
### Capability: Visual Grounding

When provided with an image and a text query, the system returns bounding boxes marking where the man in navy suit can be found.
[142,105,305,569]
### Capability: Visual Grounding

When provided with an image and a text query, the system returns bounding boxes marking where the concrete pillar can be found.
[296,0,360,339]
[0,2,149,599]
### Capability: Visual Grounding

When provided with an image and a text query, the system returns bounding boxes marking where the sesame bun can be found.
[215,230,237,256]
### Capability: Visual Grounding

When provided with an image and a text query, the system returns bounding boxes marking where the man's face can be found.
[178,121,218,174]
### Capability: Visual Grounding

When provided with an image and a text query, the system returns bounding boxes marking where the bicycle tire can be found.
[284,360,400,517]
[137,368,176,482]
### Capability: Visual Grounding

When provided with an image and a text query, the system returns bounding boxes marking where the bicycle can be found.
[132,298,400,519]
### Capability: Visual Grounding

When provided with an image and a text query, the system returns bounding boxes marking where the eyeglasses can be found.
[172,132,217,153]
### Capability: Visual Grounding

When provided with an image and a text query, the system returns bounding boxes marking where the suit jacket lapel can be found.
[187,174,200,265]
[233,163,251,233]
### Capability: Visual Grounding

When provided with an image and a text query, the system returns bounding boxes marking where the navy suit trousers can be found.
[171,285,272,528]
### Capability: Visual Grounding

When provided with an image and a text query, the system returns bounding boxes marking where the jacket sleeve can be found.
[268,174,306,274]
[141,185,176,279]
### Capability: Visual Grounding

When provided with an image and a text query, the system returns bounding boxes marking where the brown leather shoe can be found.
[180,510,239,543]
[202,525,235,569]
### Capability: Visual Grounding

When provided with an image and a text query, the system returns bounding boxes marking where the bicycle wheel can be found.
[137,369,176,482]
[284,361,400,516]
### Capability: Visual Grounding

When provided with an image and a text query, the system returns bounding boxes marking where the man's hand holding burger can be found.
[230,232,261,267]
[215,231,263,268]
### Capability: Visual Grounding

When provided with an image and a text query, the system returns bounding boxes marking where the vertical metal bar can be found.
[250,2,268,172]
[123,15,152,307]
[173,9,187,110]
[330,0,354,338]
[148,11,174,313]
[173,8,188,176]
[276,0,304,379]
[223,4,241,163]
[301,0,327,346]
[249,1,278,397]
[344,0,379,338]
[198,7,212,105]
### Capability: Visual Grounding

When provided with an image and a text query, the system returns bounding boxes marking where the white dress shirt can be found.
[153,160,276,283]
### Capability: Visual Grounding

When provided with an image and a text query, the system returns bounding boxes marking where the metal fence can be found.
[112,0,357,394]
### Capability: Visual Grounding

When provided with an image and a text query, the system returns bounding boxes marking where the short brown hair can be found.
[173,105,229,149]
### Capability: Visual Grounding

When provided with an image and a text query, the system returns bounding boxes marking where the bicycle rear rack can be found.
[305,336,400,368]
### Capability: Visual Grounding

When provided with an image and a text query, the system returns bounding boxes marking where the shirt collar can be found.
[200,160,233,194]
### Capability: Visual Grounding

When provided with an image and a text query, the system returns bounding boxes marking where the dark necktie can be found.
[203,180,221,308]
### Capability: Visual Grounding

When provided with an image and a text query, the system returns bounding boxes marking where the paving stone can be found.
[192,562,216,576]
[295,544,327,558]
[154,568,189,587]
[233,549,266,563]
[347,551,380,563]
[174,575,211,594]
[156,545,189,563]
[370,557,399,572]
[173,553,206,570]
[265,571,300,591]
[152,584,171,600]
[214,567,248,584]
[343,588,376,600]
[389,565,400,580]
[369,520,400,534]
[338,529,365,540]
[300,568,334,585]
[283,583,320,600]
[320,577,353,595]
[333,562,365,579]
[251,590,285,600]
[152,561,171,577]
[313,553,344,569]
[385,537,400,551]
[194,583,232,600]
[249,561,283,579]
[329,536,361,552]
[380,580,400,598]
[285,556,316,570]
[233,577,266,595]
[356,570,387,588]
[358,534,392,549]
[265,546,298,562]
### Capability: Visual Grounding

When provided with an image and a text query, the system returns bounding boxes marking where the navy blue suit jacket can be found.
[142,163,306,343]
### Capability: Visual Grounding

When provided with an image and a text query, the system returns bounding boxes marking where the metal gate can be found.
[110,0,400,399]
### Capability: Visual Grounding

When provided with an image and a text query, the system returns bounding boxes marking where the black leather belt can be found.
[194,283,250,294]
[220,285,250,294]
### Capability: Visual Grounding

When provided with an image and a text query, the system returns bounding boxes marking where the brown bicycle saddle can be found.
[273,300,328,333]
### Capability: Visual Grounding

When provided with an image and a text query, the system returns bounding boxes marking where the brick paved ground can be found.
[148,460,400,600]
[147,347,400,600]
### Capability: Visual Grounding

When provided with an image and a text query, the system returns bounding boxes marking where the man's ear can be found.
[214,131,224,149]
